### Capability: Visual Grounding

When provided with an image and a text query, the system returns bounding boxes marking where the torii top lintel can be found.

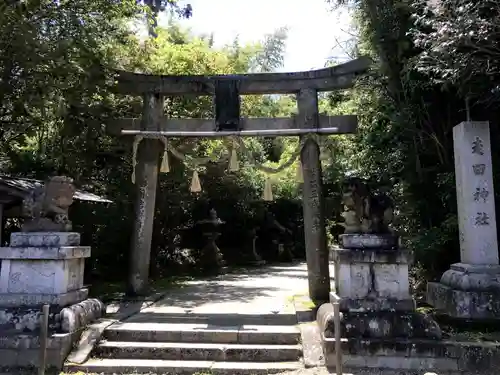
[115,56,371,96]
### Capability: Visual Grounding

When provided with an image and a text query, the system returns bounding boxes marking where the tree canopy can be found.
[2,0,498,297]
[325,0,500,289]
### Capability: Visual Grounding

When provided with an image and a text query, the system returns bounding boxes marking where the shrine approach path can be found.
[125,262,335,320]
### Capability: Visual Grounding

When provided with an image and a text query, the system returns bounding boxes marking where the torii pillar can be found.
[128,94,163,296]
[298,88,330,302]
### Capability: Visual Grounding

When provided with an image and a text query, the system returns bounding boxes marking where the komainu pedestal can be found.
[317,178,450,371]
[0,177,105,371]
[0,231,105,352]
[0,232,89,307]
[318,235,446,371]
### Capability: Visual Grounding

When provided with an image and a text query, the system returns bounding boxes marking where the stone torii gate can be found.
[109,57,370,301]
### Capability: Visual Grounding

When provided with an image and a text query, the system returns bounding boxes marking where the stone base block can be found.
[339,234,399,250]
[317,303,441,340]
[332,247,412,264]
[0,245,90,260]
[440,262,500,291]
[10,232,81,248]
[0,305,60,334]
[332,248,412,301]
[323,339,459,371]
[428,281,500,320]
[0,288,89,307]
[336,295,416,312]
[0,246,90,297]
[0,298,105,371]
[322,337,500,372]
[0,331,79,370]
[0,297,103,334]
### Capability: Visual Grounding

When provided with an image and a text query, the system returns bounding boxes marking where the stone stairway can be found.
[65,312,304,374]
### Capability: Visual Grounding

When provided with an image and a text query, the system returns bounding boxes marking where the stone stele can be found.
[427,122,500,320]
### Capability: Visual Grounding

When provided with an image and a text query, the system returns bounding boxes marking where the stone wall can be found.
[0,332,78,372]
[323,338,500,373]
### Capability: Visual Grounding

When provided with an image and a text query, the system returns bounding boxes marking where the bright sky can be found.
[159,0,354,72]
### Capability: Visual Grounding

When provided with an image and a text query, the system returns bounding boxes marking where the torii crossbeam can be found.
[110,57,370,300]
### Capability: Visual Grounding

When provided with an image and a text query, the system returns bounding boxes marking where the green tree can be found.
[0,1,137,169]
[323,0,471,286]
[253,27,289,73]
[410,0,500,104]
[1,2,302,289]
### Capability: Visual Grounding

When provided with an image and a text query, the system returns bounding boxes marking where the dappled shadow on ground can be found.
[171,261,313,288]
[186,261,311,281]
[121,262,333,321]
[144,282,289,309]
[201,261,334,282]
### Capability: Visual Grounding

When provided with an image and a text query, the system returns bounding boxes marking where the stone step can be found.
[124,312,298,326]
[95,341,303,362]
[64,358,302,375]
[104,322,301,345]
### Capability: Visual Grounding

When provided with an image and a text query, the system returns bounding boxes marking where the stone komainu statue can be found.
[341,177,394,234]
[22,176,76,232]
